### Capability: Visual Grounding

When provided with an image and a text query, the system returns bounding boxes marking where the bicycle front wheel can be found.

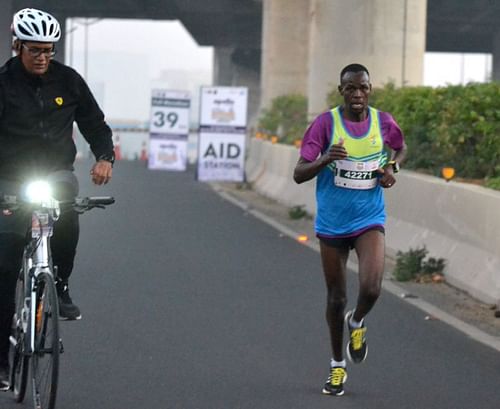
[10,271,29,402]
[31,272,59,409]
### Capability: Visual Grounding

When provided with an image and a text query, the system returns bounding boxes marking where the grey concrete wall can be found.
[260,0,310,109]
[307,0,427,116]
[245,138,500,305]
[384,172,500,304]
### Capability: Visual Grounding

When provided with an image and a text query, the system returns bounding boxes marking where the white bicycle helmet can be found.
[12,8,61,42]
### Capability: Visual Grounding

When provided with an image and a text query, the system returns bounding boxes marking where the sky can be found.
[65,19,493,124]
[65,19,213,124]
[424,52,492,86]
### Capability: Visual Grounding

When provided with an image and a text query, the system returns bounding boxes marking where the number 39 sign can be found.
[149,90,190,135]
[148,89,191,171]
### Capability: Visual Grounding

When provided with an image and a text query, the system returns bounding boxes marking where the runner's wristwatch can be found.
[387,160,400,173]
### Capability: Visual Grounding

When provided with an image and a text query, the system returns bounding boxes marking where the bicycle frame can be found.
[21,205,58,356]
[2,182,62,409]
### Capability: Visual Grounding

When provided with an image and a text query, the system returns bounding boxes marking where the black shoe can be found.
[322,366,347,396]
[0,360,9,391]
[57,283,82,321]
[345,310,368,363]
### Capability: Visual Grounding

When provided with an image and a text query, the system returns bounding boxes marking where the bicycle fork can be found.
[21,237,53,355]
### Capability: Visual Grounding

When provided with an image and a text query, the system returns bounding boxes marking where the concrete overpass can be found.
[1,0,499,119]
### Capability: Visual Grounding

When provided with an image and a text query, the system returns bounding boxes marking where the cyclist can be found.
[293,63,406,396]
[0,8,114,389]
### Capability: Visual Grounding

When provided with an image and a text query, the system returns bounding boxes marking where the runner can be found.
[293,63,407,396]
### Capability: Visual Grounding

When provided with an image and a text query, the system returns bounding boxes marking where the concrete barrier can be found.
[247,139,316,212]
[245,138,500,305]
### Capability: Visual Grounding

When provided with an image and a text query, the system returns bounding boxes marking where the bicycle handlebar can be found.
[74,197,116,207]
[0,195,115,212]
[61,196,115,213]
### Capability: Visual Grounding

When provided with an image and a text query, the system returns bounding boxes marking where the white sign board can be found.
[148,138,188,171]
[200,87,248,128]
[149,89,190,171]
[150,105,190,135]
[197,86,248,182]
[197,132,245,182]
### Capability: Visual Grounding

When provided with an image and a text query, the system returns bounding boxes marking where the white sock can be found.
[349,312,364,328]
[331,358,346,368]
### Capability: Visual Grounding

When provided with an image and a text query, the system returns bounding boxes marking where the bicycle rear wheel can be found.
[9,270,29,402]
[31,272,59,409]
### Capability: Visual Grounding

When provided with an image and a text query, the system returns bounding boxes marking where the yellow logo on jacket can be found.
[55,97,63,106]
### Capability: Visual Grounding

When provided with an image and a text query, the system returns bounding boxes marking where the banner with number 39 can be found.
[150,106,189,135]
[148,89,191,171]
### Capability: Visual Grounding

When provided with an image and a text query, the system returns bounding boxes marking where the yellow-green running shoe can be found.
[322,366,347,396]
[345,310,368,363]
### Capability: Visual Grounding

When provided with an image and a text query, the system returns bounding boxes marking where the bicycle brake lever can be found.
[73,207,86,215]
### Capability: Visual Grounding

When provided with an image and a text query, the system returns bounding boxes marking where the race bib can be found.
[334,159,380,189]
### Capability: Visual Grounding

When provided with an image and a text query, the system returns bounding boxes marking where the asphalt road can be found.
[2,160,499,409]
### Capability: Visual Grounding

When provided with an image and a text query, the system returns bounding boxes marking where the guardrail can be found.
[245,138,500,305]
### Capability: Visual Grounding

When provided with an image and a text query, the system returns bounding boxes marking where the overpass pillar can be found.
[213,47,235,86]
[307,0,427,116]
[54,15,66,64]
[493,31,500,81]
[213,47,261,126]
[260,0,310,110]
[0,0,14,64]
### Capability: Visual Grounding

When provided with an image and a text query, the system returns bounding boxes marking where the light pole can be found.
[66,17,101,81]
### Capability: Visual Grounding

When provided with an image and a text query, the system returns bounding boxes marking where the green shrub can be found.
[421,257,447,276]
[393,246,446,282]
[259,83,500,190]
[393,247,428,281]
[288,205,308,220]
[485,177,500,191]
[328,82,500,186]
[258,95,308,144]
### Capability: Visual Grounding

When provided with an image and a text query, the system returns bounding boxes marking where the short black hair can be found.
[340,64,370,83]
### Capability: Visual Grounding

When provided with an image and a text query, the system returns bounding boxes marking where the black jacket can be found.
[0,56,114,180]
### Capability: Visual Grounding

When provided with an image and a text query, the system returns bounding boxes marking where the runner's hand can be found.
[377,167,396,188]
[90,160,113,185]
[322,139,348,165]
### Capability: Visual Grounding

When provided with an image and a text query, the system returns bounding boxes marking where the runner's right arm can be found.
[293,112,348,184]
[293,143,347,184]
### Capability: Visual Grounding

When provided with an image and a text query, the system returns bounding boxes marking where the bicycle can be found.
[1,180,114,409]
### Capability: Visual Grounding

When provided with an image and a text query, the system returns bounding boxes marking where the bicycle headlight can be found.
[25,181,53,204]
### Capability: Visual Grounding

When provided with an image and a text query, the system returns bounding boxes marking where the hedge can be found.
[257,83,500,187]
[257,94,308,145]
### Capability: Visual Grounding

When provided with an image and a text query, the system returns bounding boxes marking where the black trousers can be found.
[0,171,79,363]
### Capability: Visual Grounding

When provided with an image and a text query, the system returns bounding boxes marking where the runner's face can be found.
[339,72,371,115]
[20,42,54,75]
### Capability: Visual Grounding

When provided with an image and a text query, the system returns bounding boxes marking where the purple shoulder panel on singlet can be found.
[299,112,332,161]
[299,109,404,162]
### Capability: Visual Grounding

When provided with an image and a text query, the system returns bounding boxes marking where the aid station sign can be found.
[197,87,248,182]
